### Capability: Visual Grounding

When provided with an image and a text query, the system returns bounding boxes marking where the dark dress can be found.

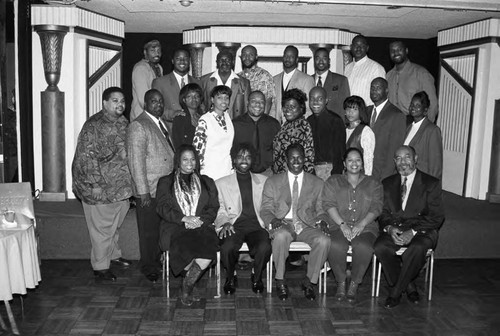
[156,172,220,275]
[171,112,199,150]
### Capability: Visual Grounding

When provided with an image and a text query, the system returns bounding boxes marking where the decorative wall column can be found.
[34,24,68,202]
[186,42,210,79]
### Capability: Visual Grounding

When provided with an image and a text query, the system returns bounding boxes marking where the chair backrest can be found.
[0,182,35,220]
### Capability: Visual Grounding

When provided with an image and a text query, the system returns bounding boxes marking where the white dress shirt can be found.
[173,71,188,88]
[282,68,297,91]
[210,70,238,87]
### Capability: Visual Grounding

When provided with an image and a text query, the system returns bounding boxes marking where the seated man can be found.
[374,146,444,308]
[216,143,272,294]
[260,143,331,300]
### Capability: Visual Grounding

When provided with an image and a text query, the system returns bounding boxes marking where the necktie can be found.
[292,176,302,234]
[180,77,186,88]
[159,121,175,152]
[252,120,260,169]
[317,75,323,87]
[401,177,407,205]
[370,107,378,126]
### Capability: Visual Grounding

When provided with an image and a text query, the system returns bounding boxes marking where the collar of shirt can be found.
[173,71,188,87]
[144,111,167,133]
[282,68,296,88]
[354,55,368,66]
[374,99,389,113]
[402,169,417,210]
[210,70,238,87]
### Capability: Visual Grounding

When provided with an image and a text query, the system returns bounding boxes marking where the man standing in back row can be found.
[272,45,315,123]
[311,48,350,117]
[345,35,385,106]
[387,41,439,123]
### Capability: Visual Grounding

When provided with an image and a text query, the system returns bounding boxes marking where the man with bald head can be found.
[200,50,251,119]
[367,77,407,181]
[387,41,439,122]
[232,90,280,175]
[344,35,386,105]
[311,48,350,117]
[374,146,444,308]
[272,45,315,123]
[306,86,346,180]
[239,45,275,115]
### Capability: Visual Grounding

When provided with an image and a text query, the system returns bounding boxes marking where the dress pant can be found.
[272,225,330,284]
[374,231,435,297]
[328,231,376,284]
[82,200,130,271]
[220,226,271,281]
[135,197,161,275]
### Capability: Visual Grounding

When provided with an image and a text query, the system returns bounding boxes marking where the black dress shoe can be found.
[224,276,237,294]
[302,282,316,300]
[111,258,132,267]
[276,281,289,300]
[407,290,420,304]
[94,269,116,281]
[251,274,264,293]
[146,272,159,283]
[384,296,401,309]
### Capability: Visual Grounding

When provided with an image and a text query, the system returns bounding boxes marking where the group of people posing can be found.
[71,34,445,309]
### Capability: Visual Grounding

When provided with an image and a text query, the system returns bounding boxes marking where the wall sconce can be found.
[179,0,193,7]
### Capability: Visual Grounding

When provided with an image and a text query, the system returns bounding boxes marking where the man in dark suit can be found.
[127,89,175,282]
[311,48,350,117]
[374,146,444,308]
[261,143,331,300]
[272,45,315,123]
[367,77,407,181]
[200,50,251,120]
[152,48,200,129]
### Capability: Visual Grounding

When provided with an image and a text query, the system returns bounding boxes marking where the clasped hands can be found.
[387,225,414,245]
[269,218,330,236]
[218,222,235,239]
[340,222,366,242]
[182,215,203,229]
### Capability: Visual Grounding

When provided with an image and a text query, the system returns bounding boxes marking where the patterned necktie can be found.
[401,177,408,205]
[252,120,260,168]
[150,63,162,78]
[317,75,323,87]
[159,121,175,152]
[292,176,302,234]
[180,77,186,88]
[371,107,378,126]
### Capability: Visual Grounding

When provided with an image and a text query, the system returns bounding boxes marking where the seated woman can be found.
[273,88,315,174]
[193,85,234,180]
[156,144,220,306]
[344,96,375,176]
[322,147,383,302]
[403,91,443,180]
[172,83,205,150]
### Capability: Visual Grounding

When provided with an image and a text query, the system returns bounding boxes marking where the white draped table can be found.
[0,221,41,334]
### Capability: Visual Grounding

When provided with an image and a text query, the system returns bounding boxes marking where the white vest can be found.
[201,112,234,180]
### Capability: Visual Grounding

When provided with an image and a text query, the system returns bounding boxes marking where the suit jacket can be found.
[156,173,219,251]
[260,172,329,228]
[272,69,315,123]
[367,101,407,181]
[131,59,163,121]
[312,71,350,117]
[378,170,444,246]
[127,112,175,198]
[200,72,251,120]
[405,118,443,180]
[215,172,268,229]
[152,72,200,122]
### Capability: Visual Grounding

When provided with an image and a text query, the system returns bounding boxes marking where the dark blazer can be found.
[404,118,443,180]
[260,171,329,227]
[367,101,407,181]
[156,173,219,251]
[378,170,444,246]
[200,72,251,120]
[152,72,200,122]
[312,71,350,117]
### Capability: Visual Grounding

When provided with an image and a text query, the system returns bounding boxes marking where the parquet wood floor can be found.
[1,259,499,335]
